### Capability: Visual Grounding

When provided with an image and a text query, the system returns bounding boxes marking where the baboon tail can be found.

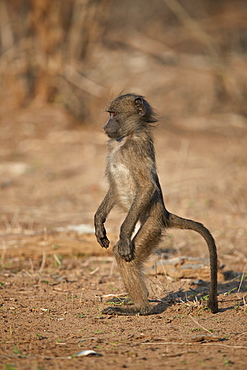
[166,212,218,313]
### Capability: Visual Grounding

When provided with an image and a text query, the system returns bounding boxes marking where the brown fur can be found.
[94,94,218,315]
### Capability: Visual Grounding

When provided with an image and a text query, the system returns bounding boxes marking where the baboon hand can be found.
[95,225,110,249]
[117,238,134,262]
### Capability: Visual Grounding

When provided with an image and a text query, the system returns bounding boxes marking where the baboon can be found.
[94,93,218,315]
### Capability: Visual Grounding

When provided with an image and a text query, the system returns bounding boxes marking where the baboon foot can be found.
[106,297,133,305]
[102,306,136,315]
[102,305,150,316]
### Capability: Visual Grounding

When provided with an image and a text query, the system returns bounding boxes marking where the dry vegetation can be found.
[0,1,247,369]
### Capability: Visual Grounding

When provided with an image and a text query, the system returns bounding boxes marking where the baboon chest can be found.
[108,145,136,209]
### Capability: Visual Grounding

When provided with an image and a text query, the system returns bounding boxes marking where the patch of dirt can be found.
[0,107,247,369]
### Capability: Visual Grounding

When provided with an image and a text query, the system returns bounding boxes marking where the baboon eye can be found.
[110,112,117,117]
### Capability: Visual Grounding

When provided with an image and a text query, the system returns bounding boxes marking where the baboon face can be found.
[103,94,156,140]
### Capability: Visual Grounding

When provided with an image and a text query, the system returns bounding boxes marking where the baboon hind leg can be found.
[102,210,163,316]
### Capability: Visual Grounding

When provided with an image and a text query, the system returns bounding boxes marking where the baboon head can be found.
[103,93,157,140]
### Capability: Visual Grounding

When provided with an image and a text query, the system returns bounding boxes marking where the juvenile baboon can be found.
[94,93,218,315]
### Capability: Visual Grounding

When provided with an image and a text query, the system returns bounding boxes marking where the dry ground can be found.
[0,106,246,369]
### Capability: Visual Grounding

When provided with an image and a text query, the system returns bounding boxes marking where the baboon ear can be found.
[134,97,146,116]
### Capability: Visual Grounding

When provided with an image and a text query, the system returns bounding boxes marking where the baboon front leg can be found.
[102,209,163,316]
[116,238,134,262]
[94,190,115,249]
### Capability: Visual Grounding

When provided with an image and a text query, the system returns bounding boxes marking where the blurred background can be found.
[0,0,246,267]
[0,0,246,121]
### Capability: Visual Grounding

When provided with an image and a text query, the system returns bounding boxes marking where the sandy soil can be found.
[0,106,246,369]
